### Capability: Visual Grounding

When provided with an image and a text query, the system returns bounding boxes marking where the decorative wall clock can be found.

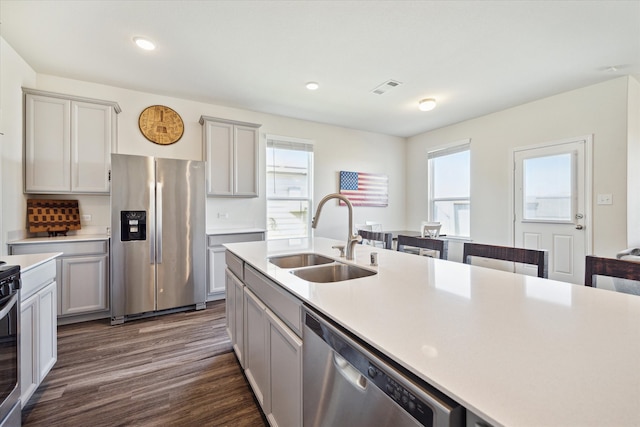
[138,105,184,145]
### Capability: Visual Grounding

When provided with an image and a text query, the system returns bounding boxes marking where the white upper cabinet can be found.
[24,88,120,194]
[200,115,261,197]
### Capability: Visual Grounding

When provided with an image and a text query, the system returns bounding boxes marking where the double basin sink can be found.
[268,253,376,283]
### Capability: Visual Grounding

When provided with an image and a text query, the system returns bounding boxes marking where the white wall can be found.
[1,39,406,246]
[407,76,631,258]
[0,37,37,254]
[627,75,640,248]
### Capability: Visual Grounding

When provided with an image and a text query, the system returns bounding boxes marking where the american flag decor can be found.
[339,171,389,207]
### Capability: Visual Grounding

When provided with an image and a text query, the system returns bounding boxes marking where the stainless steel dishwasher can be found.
[303,308,464,427]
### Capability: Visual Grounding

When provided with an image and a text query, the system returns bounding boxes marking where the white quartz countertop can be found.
[225,237,640,427]
[9,234,109,244]
[0,252,62,272]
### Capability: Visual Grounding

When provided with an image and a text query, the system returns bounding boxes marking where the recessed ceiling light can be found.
[418,98,437,112]
[134,37,155,51]
[306,82,319,91]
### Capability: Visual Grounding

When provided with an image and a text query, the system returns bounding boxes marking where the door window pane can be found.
[523,153,572,221]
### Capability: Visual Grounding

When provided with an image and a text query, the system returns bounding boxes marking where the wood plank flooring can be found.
[22,301,268,427]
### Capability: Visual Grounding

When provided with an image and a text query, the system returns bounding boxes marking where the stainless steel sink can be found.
[290,263,377,283]
[268,253,335,269]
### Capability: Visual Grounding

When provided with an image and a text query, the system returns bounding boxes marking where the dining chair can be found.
[584,255,640,294]
[357,229,393,250]
[365,221,383,232]
[396,235,448,260]
[420,221,441,238]
[462,242,549,278]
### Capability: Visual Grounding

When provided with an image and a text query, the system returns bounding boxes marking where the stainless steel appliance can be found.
[110,154,206,325]
[0,264,21,427]
[303,308,464,427]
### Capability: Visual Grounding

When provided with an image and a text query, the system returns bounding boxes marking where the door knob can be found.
[575,224,584,230]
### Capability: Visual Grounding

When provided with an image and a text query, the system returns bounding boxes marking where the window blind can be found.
[427,140,470,159]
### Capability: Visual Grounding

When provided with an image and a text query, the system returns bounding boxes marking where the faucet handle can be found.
[332,245,346,257]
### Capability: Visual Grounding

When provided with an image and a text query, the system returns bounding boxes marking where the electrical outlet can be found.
[597,194,612,205]
[217,212,229,219]
[82,214,92,222]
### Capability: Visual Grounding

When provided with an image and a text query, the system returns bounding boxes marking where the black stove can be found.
[0,265,20,305]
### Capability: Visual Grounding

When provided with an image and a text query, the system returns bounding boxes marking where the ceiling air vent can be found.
[371,79,403,95]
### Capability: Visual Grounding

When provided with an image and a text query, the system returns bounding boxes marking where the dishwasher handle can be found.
[334,352,367,390]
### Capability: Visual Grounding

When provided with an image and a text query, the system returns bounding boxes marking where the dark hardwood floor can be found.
[22,301,268,427]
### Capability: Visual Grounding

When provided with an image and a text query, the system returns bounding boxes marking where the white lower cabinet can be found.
[243,286,302,427]
[244,288,269,409]
[226,253,303,427]
[265,308,303,427]
[20,261,58,407]
[60,255,108,315]
[207,232,264,301]
[9,239,110,323]
[225,268,245,367]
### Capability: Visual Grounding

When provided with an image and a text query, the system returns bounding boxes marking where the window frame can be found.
[266,134,314,241]
[427,140,471,238]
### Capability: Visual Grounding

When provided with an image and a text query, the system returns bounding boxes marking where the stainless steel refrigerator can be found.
[110,153,206,325]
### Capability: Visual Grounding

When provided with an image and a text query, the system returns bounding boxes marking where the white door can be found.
[514,137,591,284]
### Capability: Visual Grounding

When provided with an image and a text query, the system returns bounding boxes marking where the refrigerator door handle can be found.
[157,182,163,264]
[149,180,156,264]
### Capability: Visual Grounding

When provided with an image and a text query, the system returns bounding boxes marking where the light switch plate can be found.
[597,194,612,205]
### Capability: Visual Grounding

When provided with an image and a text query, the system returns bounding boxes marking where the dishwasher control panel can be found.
[367,363,434,425]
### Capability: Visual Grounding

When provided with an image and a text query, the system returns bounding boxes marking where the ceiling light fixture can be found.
[133,37,155,51]
[306,82,319,91]
[418,98,437,112]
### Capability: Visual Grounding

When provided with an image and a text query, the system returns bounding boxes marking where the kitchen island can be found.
[225,237,640,427]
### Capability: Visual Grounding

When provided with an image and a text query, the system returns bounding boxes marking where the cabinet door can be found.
[25,94,71,192]
[234,125,259,197]
[225,269,234,342]
[38,281,58,380]
[61,255,108,315]
[204,121,234,196]
[244,287,268,411]
[232,272,245,367]
[207,246,227,300]
[20,293,39,407]
[71,101,113,193]
[266,308,303,427]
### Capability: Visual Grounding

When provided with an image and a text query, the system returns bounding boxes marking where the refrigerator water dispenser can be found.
[121,211,147,241]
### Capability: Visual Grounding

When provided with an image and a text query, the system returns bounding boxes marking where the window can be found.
[428,141,470,237]
[266,135,314,240]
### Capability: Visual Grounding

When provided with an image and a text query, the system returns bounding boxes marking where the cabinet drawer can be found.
[208,232,264,247]
[244,265,302,337]
[21,259,56,301]
[11,240,108,256]
[225,251,244,280]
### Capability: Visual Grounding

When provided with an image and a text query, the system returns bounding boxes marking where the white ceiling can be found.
[1,1,639,137]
